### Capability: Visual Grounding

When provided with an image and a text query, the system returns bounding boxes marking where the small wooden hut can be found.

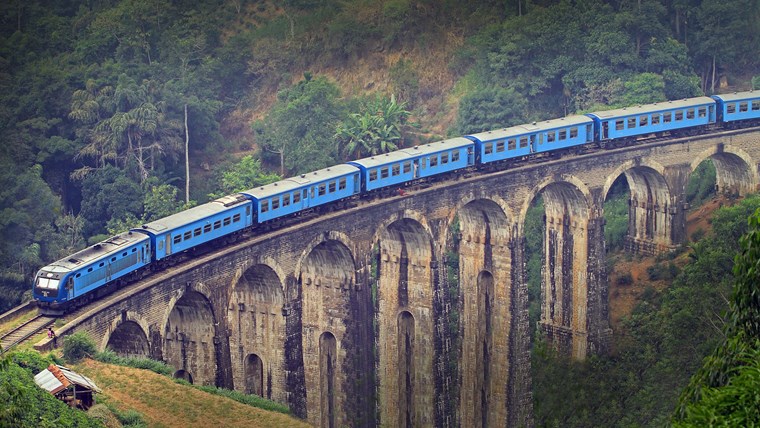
[34,364,101,410]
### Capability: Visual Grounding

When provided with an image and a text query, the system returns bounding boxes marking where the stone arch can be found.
[105,320,149,358]
[174,369,193,384]
[100,311,151,355]
[299,237,357,427]
[229,263,284,402]
[522,177,595,359]
[690,145,758,196]
[163,289,218,386]
[244,353,264,396]
[377,217,435,427]
[453,199,513,427]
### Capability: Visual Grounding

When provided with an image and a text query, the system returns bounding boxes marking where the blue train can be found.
[33,90,760,313]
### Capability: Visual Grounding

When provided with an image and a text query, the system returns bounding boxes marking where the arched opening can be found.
[319,332,337,428]
[106,320,149,358]
[300,239,358,427]
[377,217,434,427]
[230,264,283,401]
[397,311,415,428]
[174,369,193,384]
[244,354,264,396]
[453,199,512,427]
[164,290,218,386]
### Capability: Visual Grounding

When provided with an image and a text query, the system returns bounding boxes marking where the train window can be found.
[392,164,400,175]
[88,267,93,272]
[159,240,164,250]
[184,231,192,240]
[627,117,636,128]
[194,228,202,236]
[639,115,648,126]
[246,206,251,215]
[687,109,695,119]
[122,252,127,257]
[441,152,449,164]
[318,184,326,196]
[282,195,290,207]
[261,200,269,212]
[214,220,222,229]
[173,235,182,244]
[484,143,493,155]
[204,224,211,233]
[727,103,736,114]
[223,217,232,226]
[100,262,104,267]
[537,134,543,145]
[76,273,81,278]
[132,248,136,253]
[651,114,660,124]
[271,197,279,210]
[111,257,116,262]
[329,181,336,192]
[452,151,460,162]
[233,213,241,222]
[558,130,567,140]
[293,192,301,203]
[403,162,412,173]
[663,112,672,123]
[546,132,555,143]
[698,107,707,117]
[569,128,578,138]
[311,187,315,198]
[369,169,378,181]
[429,155,438,167]
[739,102,748,112]
[615,120,624,130]
[752,101,760,111]
[675,111,683,121]
[508,139,516,150]
[519,137,528,148]
[496,141,505,152]
[339,178,347,190]
[380,167,389,179]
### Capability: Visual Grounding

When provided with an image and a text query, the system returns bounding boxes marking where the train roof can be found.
[467,115,592,141]
[711,90,760,102]
[135,197,247,234]
[40,230,150,273]
[349,137,473,168]
[588,96,715,119]
[241,164,359,199]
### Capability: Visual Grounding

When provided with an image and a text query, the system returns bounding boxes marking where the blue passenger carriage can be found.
[132,195,252,261]
[241,164,361,223]
[468,115,593,164]
[34,230,152,312]
[348,137,474,192]
[587,97,716,141]
[711,90,760,125]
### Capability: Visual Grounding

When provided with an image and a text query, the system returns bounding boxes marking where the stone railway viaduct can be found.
[42,128,760,427]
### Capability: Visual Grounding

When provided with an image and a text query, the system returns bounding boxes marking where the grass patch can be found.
[94,349,173,376]
[190,383,291,415]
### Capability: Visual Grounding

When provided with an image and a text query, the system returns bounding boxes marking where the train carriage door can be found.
[529,134,536,153]
[165,234,172,256]
[66,276,74,300]
[602,121,609,139]
[413,160,420,178]
[709,104,716,123]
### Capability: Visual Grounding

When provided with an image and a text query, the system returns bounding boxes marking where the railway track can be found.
[0,313,56,353]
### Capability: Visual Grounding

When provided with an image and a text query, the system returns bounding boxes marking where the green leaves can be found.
[336,94,411,160]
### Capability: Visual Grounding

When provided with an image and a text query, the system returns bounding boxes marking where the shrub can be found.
[617,273,634,286]
[194,384,291,414]
[62,332,97,363]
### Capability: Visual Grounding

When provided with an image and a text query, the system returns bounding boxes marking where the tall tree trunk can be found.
[184,103,190,204]
[711,55,716,94]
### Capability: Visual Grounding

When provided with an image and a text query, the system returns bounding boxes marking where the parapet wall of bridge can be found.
[49,129,760,427]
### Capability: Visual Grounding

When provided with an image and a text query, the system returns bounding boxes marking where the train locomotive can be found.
[34,90,760,314]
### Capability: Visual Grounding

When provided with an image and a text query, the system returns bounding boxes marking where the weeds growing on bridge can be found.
[94,349,173,376]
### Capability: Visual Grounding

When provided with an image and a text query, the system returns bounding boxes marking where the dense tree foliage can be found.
[532,195,760,427]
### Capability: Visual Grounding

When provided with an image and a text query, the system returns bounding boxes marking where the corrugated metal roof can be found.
[712,90,760,102]
[468,115,592,141]
[241,164,359,199]
[35,364,101,394]
[589,97,715,119]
